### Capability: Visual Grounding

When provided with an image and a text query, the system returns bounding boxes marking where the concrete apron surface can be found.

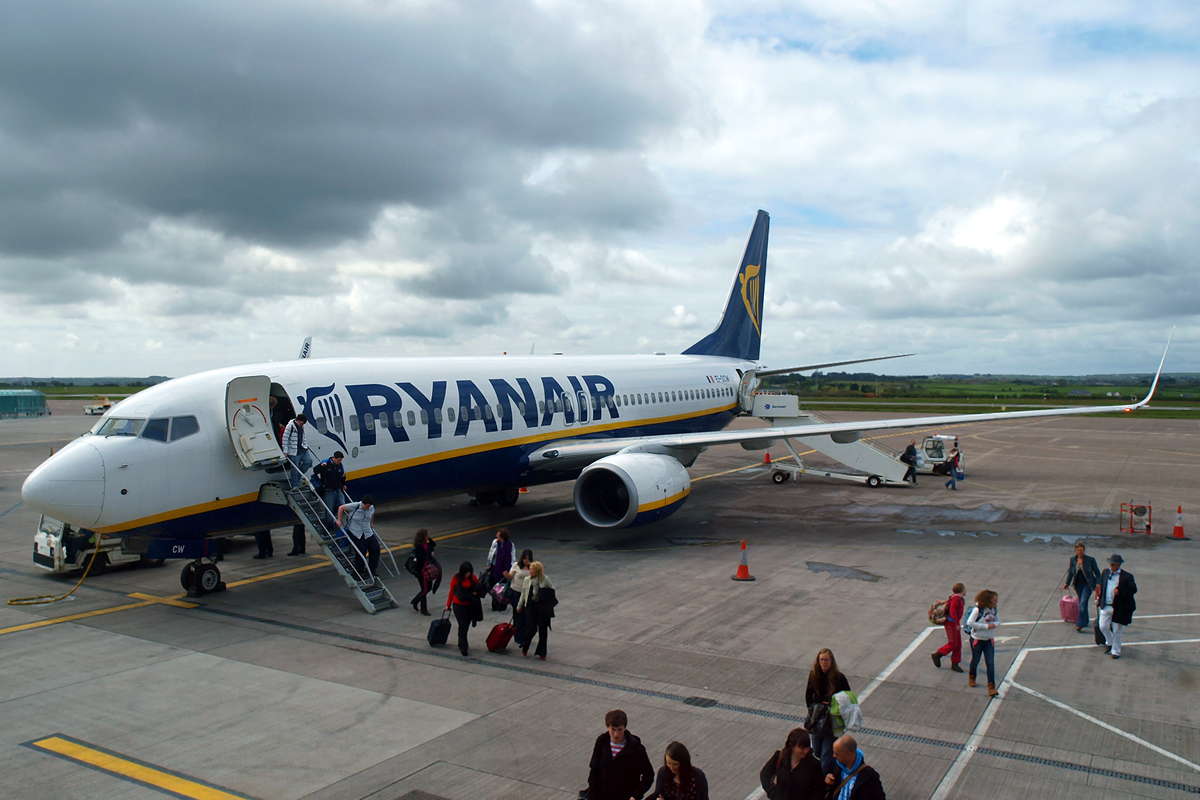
[0,409,1197,799]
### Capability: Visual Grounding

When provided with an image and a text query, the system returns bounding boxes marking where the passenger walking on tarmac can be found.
[805,648,851,775]
[759,727,824,800]
[1096,553,1137,659]
[966,590,1001,696]
[1062,542,1101,632]
[445,561,483,657]
[648,741,708,800]
[485,528,516,611]
[900,441,918,484]
[337,495,380,577]
[932,583,966,672]
[505,549,534,627]
[823,735,886,800]
[281,413,312,488]
[410,528,438,615]
[584,709,654,800]
[517,561,556,660]
[943,447,961,490]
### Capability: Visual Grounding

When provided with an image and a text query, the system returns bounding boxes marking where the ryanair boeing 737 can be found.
[22,211,1171,602]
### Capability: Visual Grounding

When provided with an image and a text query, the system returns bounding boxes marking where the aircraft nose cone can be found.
[22,441,106,527]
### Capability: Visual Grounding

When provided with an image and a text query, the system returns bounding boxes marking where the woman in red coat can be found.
[445,562,483,657]
[931,583,965,672]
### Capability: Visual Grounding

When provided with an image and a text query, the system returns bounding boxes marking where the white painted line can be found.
[929,650,1027,800]
[859,626,938,704]
[1010,680,1200,773]
[742,788,766,800]
[1024,637,1200,653]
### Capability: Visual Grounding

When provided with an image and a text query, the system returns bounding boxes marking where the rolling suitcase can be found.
[1094,623,1107,647]
[428,610,452,647]
[486,622,515,652]
[1059,594,1079,624]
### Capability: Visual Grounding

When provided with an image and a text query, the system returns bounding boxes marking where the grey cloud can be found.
[0,1,683,259]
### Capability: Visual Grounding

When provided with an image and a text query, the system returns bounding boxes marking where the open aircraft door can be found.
[226,376,285,469]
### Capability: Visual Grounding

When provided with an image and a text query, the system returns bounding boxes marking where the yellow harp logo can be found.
[739,264,762,335]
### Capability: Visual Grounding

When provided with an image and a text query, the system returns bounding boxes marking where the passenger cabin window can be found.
[141,417,169,442]
[484,405,493,420]
[364,414,375,431]
[460,405,468,420]
[517,402,526,415]
[421,409,429,425]
[349,415,359,431]
[407,410,416,426]
[315,417,328,434]
[538,400,545,414]
[169,416,199,441]
[434,408,443,424]
[334,415,344,433]
[396,410,405,427]
[446,407,455,422]
[377,413,388,429]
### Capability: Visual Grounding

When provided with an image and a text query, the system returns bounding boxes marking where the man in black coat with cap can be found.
[1096,553,1137,659]
[585,709,654,800]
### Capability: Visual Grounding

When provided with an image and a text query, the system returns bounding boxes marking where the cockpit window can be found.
[141,418,170,442]
[95,417,145,437]
[170,416,200,441]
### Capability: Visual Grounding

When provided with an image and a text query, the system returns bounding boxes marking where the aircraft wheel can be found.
[180,562,197,590]
[84,552,108,573]
[867,475,883,488]
[771,471,788,485]
[197,563,222,593]
[474,491,497,506]
[496,488,520,507]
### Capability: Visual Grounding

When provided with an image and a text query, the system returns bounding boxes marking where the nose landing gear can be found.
[181,558,226,597]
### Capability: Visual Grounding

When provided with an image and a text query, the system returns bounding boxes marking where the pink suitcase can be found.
[1059,594,1079,623]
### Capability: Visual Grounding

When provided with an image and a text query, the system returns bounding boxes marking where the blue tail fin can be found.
[682,209,769,361]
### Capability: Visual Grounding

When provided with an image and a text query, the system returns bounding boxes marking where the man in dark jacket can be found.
[1062,542,1102,631]
[585,709,654,800]
[1096,553,1137,659]
[824,736,885,800]
[900,441,918,484]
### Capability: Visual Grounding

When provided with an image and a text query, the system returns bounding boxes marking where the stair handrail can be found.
[336,487,402,580]
[282,460,375,584]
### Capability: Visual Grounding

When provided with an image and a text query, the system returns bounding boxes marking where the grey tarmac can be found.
[0,402,1197,799]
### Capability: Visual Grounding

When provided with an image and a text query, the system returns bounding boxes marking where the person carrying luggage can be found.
[965,589,1001,696]
[931,582,966,672]
[485,528,516,611]
[445,561,484,657]
[410,528,438,615]
[1062,542,1101,632]
[806,648,851,775]
[517,560,555,660]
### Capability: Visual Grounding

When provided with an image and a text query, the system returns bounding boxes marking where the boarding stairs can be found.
[274,476,400,614]
[751,394,909,486]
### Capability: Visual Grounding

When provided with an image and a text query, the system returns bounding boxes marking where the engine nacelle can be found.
[574,453,691,528]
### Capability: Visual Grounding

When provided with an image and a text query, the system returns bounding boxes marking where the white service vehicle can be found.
[33,514,148,573]
[84,397,113,415]
[917,434,964,474]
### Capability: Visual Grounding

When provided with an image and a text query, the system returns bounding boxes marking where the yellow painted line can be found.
[127,592,199,609]
[222,560,332,588]
[692,453,803,482]
[0,600,156,637]
[26,734,253,800]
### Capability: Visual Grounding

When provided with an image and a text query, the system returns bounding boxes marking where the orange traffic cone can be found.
[1172,506,1190,540]
[731,539,756,581]
[518,487,529,494]
[764,452,771,464]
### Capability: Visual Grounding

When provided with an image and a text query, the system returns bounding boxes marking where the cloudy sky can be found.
[2,0,1197,378]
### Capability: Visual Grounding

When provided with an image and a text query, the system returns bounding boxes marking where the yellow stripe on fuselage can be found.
[92,403,737,535]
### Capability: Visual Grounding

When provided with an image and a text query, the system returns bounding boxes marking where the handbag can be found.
[404,550,419,577]
[955,468,965,481]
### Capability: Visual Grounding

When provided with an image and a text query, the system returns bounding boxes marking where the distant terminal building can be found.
[0,389,48,418]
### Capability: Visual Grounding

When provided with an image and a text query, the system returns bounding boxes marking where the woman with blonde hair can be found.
[516,560,556,660]
[966,589,1001,696]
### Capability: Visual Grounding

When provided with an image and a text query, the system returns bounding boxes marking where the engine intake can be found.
[574,453,691,528]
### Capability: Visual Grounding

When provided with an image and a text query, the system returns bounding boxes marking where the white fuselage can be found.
[23,354,747,543]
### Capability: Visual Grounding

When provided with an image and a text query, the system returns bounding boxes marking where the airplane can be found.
[21,210,1173,598]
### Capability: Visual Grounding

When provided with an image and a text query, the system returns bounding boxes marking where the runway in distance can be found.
[22,210,1172,563]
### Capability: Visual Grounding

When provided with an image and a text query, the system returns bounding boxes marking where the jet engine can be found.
[573,453,691,528]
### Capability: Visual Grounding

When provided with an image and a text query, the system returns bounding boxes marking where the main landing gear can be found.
[471,488,520,508]
[181,558,226,597]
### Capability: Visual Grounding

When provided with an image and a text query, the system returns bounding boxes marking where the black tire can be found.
[197,564,221,593]
[496,488,520,507]
[772,471,788,485]
[140,556,165,568]
[180,562,197,590]
[474,491,497,506]
[83,551,108,573]
[867,475,883,488]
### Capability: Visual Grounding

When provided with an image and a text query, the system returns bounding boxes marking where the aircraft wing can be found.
[528,332,1174,472]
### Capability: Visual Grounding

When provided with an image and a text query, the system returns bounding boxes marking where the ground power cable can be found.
[8,544,103,606]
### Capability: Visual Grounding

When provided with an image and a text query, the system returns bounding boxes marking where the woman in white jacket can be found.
[966,589,1000,696]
